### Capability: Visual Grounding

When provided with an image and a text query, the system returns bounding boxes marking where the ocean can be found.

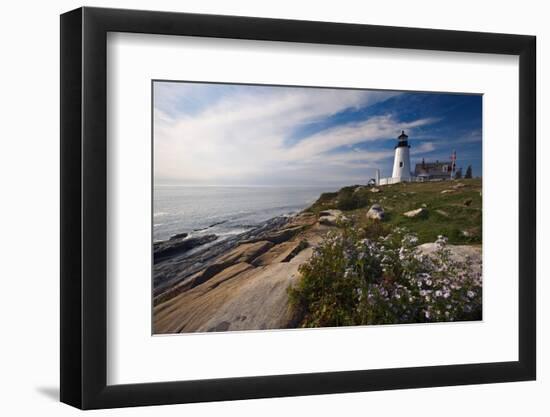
[153,185,337,242]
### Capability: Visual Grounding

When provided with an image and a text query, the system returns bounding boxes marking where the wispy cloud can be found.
[153,82,481,185]
[286,116,436,161]
[411,141,437,155]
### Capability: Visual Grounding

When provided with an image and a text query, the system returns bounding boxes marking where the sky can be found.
[153,81,482,187]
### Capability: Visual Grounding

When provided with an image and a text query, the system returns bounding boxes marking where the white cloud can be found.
[411,141,436,155]
[286,116,436,161]
[153,85,435,185]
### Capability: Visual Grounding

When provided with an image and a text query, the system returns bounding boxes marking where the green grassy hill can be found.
[306,178,482,245]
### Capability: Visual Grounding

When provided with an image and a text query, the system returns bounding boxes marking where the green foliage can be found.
[288,225,482,328]
[336,187,369,211]
[308,185,370,213]
[317,191,338,204]
[306,191,338,214]
[465,165,473,179]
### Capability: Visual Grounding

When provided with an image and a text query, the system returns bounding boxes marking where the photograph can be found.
[50,2,540,412]
[152,81,483,334]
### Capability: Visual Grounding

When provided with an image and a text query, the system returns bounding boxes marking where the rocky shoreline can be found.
[153,180,483,334]
[153,215,301,297]
[153,210,336,333]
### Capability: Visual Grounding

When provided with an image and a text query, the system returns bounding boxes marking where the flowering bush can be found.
[288,224,482,327]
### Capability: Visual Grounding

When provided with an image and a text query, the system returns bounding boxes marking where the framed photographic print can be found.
[60,7,536,409]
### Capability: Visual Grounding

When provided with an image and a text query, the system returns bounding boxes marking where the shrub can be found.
[336,187,369,211]
[288,225,482,327]
[306,191,339,213]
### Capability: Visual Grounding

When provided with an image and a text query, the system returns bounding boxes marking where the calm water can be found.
[153,185,336,242]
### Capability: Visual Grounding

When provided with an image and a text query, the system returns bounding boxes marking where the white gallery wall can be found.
[0,0,546,416]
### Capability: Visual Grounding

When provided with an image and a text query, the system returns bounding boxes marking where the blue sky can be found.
[153,81,482,186]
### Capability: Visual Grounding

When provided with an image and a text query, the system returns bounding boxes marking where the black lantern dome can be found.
[396,130,409,148]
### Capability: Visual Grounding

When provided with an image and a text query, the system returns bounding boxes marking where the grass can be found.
[306,178,482,245]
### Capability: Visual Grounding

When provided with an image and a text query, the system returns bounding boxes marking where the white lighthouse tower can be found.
[391,130,412,182]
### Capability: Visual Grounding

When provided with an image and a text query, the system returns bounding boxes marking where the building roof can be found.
[414,159,451,177]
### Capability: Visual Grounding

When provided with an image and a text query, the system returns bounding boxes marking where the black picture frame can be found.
[60,6,536,410]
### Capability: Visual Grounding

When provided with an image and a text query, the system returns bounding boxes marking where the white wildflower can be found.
[435,235,448,247]
[399,247,406,260]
